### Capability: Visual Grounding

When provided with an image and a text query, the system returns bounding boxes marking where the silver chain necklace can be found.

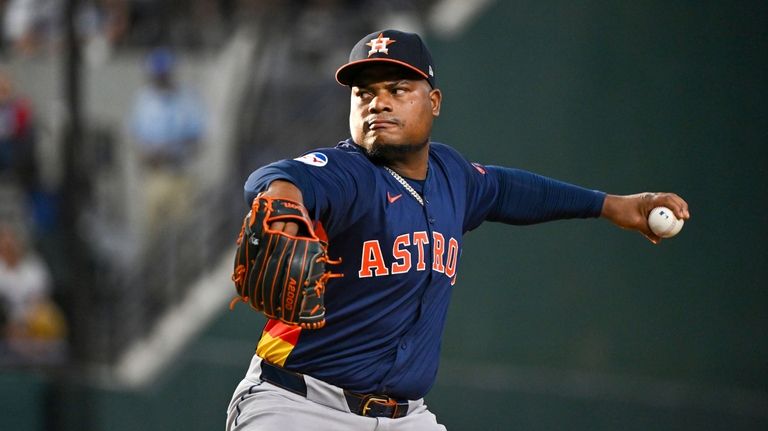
[384,166,424,206]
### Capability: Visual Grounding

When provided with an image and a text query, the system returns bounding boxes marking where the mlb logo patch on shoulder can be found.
[295,152,328,167]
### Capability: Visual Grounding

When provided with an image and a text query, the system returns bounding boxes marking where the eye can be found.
[355,89,372,101]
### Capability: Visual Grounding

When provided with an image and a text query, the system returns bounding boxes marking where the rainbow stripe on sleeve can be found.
[256,319,301,366]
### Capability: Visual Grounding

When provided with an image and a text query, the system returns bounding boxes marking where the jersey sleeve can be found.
[243,149,367,223]
[462,158,606,231]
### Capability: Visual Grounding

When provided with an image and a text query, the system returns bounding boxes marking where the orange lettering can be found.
[391,234,412,274]
[357,232,460,279]
[432,232,445,273]
[445,238,459,278]
[412,231,429,271]
[358,240,389,277]
[284,278,297,310]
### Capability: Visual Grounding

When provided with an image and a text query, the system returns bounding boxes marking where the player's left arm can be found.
[601,193,690,244]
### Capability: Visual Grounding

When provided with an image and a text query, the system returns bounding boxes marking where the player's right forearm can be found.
[259,180,304,235]
[262,180,303,203]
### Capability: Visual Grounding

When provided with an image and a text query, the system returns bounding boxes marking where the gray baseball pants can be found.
[226,356,447,431]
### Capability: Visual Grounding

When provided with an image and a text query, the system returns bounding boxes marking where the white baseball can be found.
[648,206,684,238]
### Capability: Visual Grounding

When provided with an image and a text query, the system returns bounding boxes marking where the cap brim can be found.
[335,58,430,86]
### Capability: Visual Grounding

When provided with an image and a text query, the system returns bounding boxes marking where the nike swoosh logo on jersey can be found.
[387,192,403,204]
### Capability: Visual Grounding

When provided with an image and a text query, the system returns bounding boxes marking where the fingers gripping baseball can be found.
[602,192,690,244]
[231,195,342,329]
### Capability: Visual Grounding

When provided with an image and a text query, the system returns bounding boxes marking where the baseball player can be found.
[225,29,690,430]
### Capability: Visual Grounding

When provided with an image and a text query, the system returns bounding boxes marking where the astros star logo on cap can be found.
[366,33,396,56]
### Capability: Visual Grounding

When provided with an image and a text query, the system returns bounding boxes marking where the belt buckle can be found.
[361,395,393,416]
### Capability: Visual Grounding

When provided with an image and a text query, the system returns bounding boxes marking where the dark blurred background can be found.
[0,0,765,430]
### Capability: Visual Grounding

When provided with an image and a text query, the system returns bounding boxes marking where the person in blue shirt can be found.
[128,47,205,240]
[226,30,690,431]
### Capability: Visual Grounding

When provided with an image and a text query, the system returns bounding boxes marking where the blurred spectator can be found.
[0,70,59,236]
[2,0,62,57]
[0,222,67,365]
[80,0,130,65]
[1,0,128,59]
[128,47,205,239]
[0,69,36,192]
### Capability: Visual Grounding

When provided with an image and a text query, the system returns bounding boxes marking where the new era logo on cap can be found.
[336,29,436,88]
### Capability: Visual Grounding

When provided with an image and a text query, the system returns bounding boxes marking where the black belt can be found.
[260,361,409,419]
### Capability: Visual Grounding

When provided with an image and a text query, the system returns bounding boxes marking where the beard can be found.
[363,140,428,165]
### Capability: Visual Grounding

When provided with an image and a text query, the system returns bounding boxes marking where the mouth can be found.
[366,118,400,131]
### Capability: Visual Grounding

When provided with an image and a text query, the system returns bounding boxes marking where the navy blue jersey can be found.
[244,139,605,400]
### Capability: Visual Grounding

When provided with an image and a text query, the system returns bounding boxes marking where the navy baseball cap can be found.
[335,29,436,88]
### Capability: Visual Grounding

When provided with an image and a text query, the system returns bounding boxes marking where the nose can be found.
[368,92,392,113]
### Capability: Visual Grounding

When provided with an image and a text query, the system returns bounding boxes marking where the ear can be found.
[429,88,442,117]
